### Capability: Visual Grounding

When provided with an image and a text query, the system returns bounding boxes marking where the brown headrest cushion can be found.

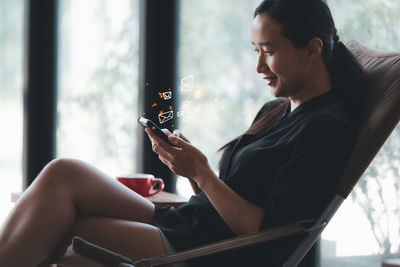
[337,40,400,197]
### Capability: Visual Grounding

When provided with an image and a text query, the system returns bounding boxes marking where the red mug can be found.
[116,174,164,197]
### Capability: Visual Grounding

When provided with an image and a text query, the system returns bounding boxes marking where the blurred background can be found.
[0,0,399,266]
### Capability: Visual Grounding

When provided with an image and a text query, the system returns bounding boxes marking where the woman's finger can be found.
[152,142,174,161]
[168,135,191,149]
[158,154,170,168]
[173,129,190,143]
[172,129,181,137]
[146,131,179,162]
[144,128,156,143]
[161,128,172,136]
[145,128,166,147]
[145,128,165,152]
[146,128,173,148]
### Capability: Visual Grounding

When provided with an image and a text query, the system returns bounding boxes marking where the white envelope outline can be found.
[181,75,193,92]
[158,110,173,124]
[177,110,184,117]
[162,91,172,100]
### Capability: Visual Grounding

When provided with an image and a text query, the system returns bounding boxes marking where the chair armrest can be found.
[72,236,135,267]
[136,220,322,266]
[71,220,324,267]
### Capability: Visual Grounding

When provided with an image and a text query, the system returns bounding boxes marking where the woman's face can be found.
[251,13,310,98]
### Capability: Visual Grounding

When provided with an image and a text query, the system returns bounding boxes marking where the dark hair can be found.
[218,0,365,153]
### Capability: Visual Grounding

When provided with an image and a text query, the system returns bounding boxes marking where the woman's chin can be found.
[269,86,280,97]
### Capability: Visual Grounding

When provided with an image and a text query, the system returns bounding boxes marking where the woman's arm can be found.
[146,128,264,236]
[194,166,265,235]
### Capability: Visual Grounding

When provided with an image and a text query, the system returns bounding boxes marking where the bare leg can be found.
[0,158,164,266]
[55,216,167,264]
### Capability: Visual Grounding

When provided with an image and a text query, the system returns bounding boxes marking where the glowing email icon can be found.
[163,91,172,100]
[177,110,184,117]
[181,75,193,92]
[158,110,173,124]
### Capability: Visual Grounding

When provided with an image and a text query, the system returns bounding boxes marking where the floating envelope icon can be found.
[181,75,193,92]
[162,91,172,100]
[158,110,173,124]
[177,110,184,117]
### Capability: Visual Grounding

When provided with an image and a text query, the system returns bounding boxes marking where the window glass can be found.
[321,1,400,266]
[57,0,139,176]
[176,0,267,197]
[0,0,25,223]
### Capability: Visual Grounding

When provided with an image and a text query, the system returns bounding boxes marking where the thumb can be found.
[168,135,189,148]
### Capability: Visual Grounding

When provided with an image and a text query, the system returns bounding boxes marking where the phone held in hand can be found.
[138,117,173,146]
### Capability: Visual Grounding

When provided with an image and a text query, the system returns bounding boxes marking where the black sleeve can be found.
[218,98,286,177]
[259,116,356,229]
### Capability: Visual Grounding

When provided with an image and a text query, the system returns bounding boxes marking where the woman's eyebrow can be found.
[251,41,275,47]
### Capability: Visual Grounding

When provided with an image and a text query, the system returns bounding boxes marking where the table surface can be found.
[12,191,189,208]
[382,259,400,267]
[146,191,189,207]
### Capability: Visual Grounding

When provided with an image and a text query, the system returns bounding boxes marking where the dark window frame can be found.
[137,0,179,193]
[23,0,58,188]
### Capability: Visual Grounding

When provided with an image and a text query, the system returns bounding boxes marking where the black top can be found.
[153,90,356,266]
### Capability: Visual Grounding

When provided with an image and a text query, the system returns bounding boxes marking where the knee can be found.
[45,157,73,169]
[39,158,80,186]
[44,158,74,174]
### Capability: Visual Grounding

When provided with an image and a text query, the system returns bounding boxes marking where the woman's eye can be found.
[253,49,273,55]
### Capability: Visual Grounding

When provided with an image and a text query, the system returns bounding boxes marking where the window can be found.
[0,0,25,223]
[176,0,267,197]
[321,1,400,266]
[57,0,140,176]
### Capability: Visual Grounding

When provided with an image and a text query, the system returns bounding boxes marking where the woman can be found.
[0,0,365,266]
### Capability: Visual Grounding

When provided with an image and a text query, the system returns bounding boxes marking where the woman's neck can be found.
[289,63,332,112]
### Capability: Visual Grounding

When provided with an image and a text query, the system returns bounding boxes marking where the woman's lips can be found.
[263,76,277,85]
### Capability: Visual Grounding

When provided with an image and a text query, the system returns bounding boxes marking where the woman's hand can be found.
[145,128,211,188]
[156,129,201,194]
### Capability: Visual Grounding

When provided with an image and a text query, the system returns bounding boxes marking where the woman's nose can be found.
[256,54,268,73]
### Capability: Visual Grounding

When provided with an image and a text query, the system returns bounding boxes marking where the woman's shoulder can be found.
[253,97,287,122]
[311,98,355,129]
[260,97,287,113]
[294,111,357,147]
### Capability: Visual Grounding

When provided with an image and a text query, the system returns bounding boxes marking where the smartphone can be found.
[138,117,173,146]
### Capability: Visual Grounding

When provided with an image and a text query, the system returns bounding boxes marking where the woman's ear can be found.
[306,37,323,62]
